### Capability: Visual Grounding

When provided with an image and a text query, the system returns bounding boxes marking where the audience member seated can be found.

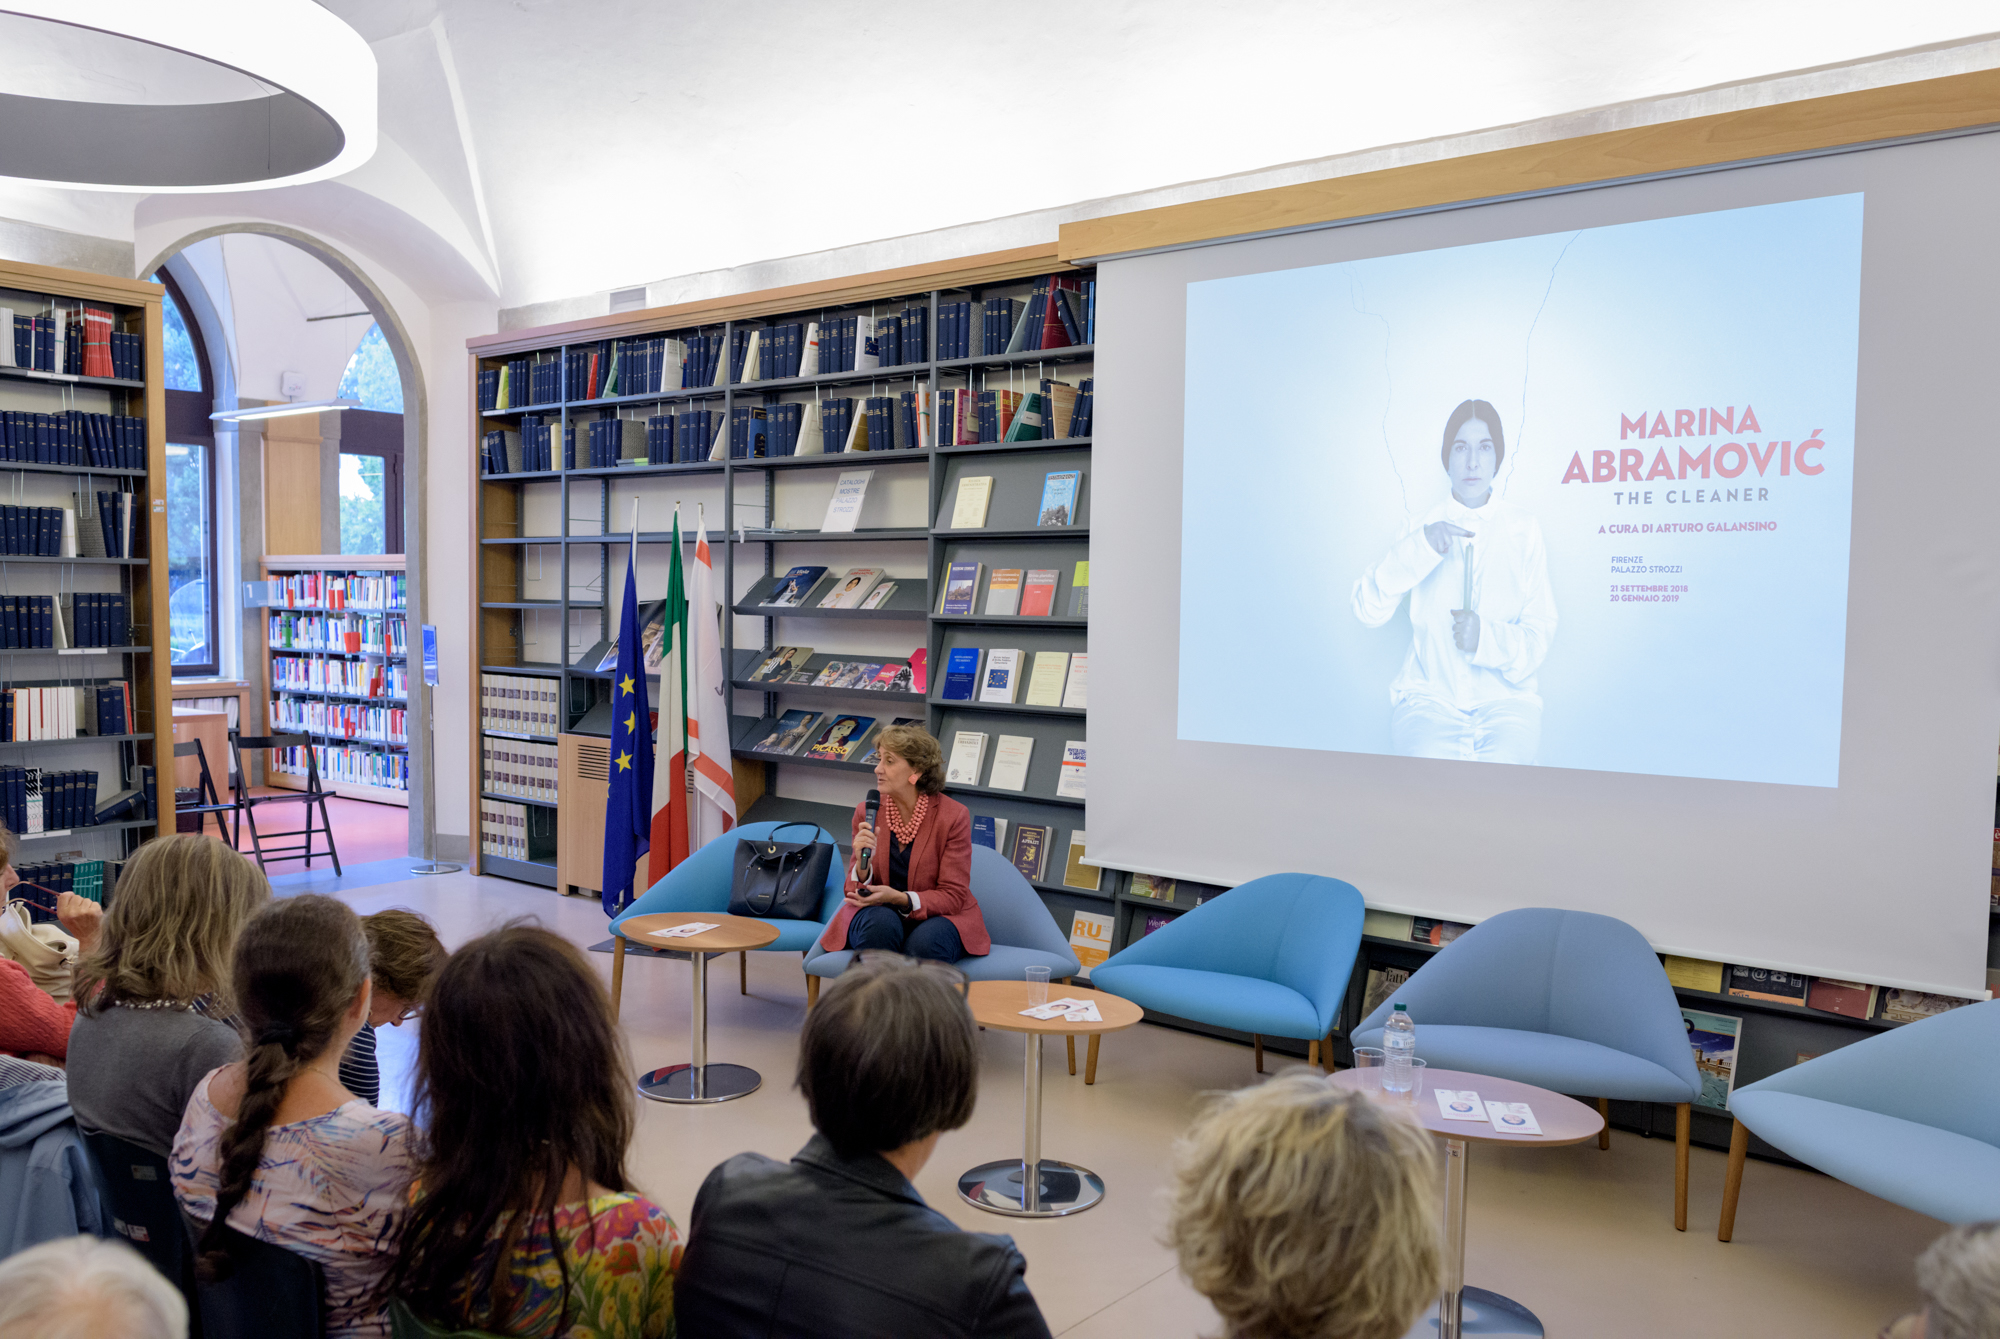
[0,1056,104,1255]
[386,924,681,1338]
[675,953,1051,1338]
[0,829,71,1064]
[1166,1072,1441,1339]
[172,894,414,1339]
[0,1234,188,1339]
[820,724,991,965]
[336,908,447,1108]
[65,835,269,1154]
[1881,1220,2000,1339]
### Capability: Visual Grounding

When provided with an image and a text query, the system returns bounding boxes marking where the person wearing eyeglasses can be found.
[336,909,447,1110]
[676,953,1051,1337]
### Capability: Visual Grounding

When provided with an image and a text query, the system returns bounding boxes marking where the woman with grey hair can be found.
[0,1234,187,1339]
[1882,1221,2000,1339]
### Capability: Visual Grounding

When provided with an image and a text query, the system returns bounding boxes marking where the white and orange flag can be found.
[688,508,736,847]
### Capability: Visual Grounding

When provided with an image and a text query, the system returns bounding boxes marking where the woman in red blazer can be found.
[819,725,990,963]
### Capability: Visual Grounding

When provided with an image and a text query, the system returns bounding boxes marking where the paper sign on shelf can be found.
[820,470,874,533]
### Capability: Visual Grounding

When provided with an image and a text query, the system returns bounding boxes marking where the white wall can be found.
[183,235,377,405]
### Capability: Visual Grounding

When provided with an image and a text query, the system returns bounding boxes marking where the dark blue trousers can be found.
[845,903,966,962]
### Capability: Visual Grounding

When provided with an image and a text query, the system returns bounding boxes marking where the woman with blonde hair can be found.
[65,834,271,1154]
[1166,1073,1441,1339]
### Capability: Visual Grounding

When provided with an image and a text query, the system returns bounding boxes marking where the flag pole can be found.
[687,503,699,812]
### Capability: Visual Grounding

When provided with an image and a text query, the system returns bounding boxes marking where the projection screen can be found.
[1088,129,2000,998]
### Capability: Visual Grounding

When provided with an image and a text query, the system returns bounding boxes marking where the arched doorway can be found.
[139,227,435,860]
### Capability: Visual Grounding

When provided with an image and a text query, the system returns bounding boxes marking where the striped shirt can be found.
[338,1025,379,1107]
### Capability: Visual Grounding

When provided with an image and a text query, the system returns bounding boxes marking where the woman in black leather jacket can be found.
[675,954,1051,1338]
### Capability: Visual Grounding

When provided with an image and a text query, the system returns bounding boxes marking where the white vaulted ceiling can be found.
[6,1,2000,312]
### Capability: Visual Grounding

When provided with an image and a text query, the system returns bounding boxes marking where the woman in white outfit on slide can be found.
[1351,399,1557,763]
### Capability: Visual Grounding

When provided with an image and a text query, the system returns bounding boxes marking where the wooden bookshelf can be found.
[254,555,409,807]
[0,259,174,871]
[466,254,1104,916]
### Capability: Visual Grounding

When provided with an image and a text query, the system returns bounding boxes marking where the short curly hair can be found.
[362,909,448,1001]
[873,724,945,795]
[1167,1073,1441,1339]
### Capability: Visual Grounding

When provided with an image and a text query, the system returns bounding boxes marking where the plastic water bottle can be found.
[1383,1003,1416,1093]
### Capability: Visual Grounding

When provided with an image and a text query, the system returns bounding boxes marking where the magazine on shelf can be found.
[749,710,822,756]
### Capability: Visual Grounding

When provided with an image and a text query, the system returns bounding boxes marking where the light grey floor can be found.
[343,871,1937,1338]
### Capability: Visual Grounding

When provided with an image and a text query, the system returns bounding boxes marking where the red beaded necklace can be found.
[883,792,930,846]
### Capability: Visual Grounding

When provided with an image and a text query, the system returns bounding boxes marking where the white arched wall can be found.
[136,217,496,860]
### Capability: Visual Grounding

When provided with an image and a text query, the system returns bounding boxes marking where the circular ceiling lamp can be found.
[0,0,375,191]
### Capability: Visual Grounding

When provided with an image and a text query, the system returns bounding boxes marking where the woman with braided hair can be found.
[170,894,415,1338]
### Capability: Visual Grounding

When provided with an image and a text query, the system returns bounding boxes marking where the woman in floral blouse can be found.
[384,925,679,1337]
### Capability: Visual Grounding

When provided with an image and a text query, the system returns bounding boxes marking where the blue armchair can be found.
[1353,907,1702,1229]
[804,845,1080,1003]
[1090,873,1365,1074]
[607,821,846,1013]
[1718,999,2000,1240]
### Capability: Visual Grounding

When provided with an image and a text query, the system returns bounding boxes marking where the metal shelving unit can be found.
[469,273,1103,913]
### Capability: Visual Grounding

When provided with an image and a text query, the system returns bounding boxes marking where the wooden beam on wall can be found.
[1057,67,2000,262]
[469,241,1074,356]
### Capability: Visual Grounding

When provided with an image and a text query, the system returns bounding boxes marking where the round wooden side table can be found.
[1329,1065,1603,1339]
[957,980,1144,1218]
[620,912,779,1104]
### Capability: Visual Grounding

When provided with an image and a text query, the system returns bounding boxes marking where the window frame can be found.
[156,269,220,677]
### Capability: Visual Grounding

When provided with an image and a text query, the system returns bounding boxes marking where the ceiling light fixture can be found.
[0,1,376,191]
[210,399,360,424]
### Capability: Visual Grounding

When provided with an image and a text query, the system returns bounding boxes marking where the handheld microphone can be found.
[856,789,881,880]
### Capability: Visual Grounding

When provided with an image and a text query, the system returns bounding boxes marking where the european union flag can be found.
[601,549,654,915]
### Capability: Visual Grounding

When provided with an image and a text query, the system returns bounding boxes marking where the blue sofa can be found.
[1091,873,1365,1073]
[607,821,846,1010]
[1718,998,2000,1240]
[1353,907,1702,1229]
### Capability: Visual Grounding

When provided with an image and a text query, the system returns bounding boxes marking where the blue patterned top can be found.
[172,1067,415,1338]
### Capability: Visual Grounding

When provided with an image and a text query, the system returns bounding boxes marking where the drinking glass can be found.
[1025,965,1050,1006]
[1352,1046,1386,1084]
[1394,1057,1428,1105]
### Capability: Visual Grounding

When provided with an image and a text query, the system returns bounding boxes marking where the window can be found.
[154,270,218,675]
[161,285,203,392]
[165,443,215,666]
[339,409,405,555]
[338,323,403,412]
[340,452,387,553]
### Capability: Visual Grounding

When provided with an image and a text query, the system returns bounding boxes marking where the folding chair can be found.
[185,1219,326,1339]
[172,739,238,839]
[81,1128,199,1322]
[229,733,342,876]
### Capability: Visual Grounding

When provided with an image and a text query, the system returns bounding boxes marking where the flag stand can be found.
[411,622,461,875]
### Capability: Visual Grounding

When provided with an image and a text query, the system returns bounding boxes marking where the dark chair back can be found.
[189,1220,327,1339]
[80,1129,195,1303]
[172,738,236,836]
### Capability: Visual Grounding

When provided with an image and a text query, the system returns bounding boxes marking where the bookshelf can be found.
[251,555,410,806]
[0,259,175,888]
[467,263,1106,922]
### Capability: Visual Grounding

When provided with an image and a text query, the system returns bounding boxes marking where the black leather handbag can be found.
[728,823,834,920]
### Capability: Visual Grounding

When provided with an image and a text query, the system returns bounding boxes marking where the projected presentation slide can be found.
[1180,194,1862,786]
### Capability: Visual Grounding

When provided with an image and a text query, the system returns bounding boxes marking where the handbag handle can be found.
[747,825,828,916]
